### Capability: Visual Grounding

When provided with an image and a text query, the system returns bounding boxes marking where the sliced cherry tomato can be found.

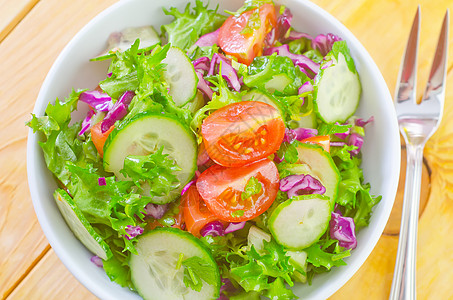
[196,158,279,222]
[218,3,277,65]
[300,135,330,152]
[91,122,114,157]
[182,185,219,237]
[201,101,285,167]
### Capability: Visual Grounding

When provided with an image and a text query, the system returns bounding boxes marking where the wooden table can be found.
[1,0,452,299]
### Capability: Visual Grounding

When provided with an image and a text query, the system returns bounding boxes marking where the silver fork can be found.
[390,7,449,300]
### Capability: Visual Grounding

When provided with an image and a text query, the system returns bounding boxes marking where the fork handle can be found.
[390,143,424,300]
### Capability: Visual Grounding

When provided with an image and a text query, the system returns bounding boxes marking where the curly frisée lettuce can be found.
[28,0,383,299]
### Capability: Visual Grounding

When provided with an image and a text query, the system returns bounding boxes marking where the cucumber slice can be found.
[290,112,317,129]
[54,189,112,260]
[182,90,206,114]
[296,143,340,208]
[130,227,220,300]
[95,26,161,59]
[163,47,198,107]
[264,74,292,93]
[242,89,285,118]
[314,52,361,123]
[269,194,331,249]
[247,225,271,254]
[287,250,308,283]
[103,112,197,203]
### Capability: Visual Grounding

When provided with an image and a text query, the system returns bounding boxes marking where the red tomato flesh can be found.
[182,185,219,237]
[218,3,277,65]
[196,158,279,222]
[201,101,285,167]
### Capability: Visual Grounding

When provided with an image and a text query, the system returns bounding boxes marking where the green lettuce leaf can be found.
[120,146,181,196]
[182,256,219,292]
[243,54,309,96]
[331,145,382,229]
[162,0,226,50]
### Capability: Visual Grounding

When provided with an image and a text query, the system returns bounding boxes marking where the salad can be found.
[28,0,382,299]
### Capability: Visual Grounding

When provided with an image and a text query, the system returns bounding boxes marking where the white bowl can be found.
[27,0,400,299]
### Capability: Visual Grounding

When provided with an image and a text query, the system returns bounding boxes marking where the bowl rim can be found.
[27,0,401,299]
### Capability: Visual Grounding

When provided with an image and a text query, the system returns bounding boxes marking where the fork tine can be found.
[422,9,449,103]
[395,6,420,103]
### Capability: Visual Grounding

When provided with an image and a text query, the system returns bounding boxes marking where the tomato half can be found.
[91,122,114,157]
[201,101,285,167]
[300,135,330,152]
[196,158,279,222]
[182,185,219,237]
[218,3,277,65]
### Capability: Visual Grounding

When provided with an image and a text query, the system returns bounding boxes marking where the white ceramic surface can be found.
[27,0,401,299]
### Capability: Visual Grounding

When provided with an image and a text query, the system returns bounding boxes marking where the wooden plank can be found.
[2,0,453,299]
[0,0,39,42]
[0,0,116,298]
[7,249,97,300]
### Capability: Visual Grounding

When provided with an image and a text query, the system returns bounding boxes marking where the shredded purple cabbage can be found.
[224,222,246,234]
[181,180,196,196]
[200,220,225,237]
[263,44,320,78]
[330,141,347,147]
[273,152,284,164]
[78,110,95,136]
[312,33,342,56]
[265,8,293,46]
[144,203,168,219]
[283,127,318,143]
[90,256,103,268]
[285,30,312,42]
[334,125,350,140]
[217,277,236,300]
[348,133,364,156]
[195,29,219,47]
[79,90,111,112]
[193,57,211,73]
[195,71,214,100]
[209,53,241,92]
[98,177,106,186]
[330,210,357,249]
[280,174,326,198]
[355,116,374,127]
[101,90,135,133]
[124,225,144,240]
[298,81,313,94]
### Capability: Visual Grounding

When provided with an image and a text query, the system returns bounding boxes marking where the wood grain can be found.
[7,248,96,300]
[1,0,452,299]
[0,0,39,42]
[0,0,115,298]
